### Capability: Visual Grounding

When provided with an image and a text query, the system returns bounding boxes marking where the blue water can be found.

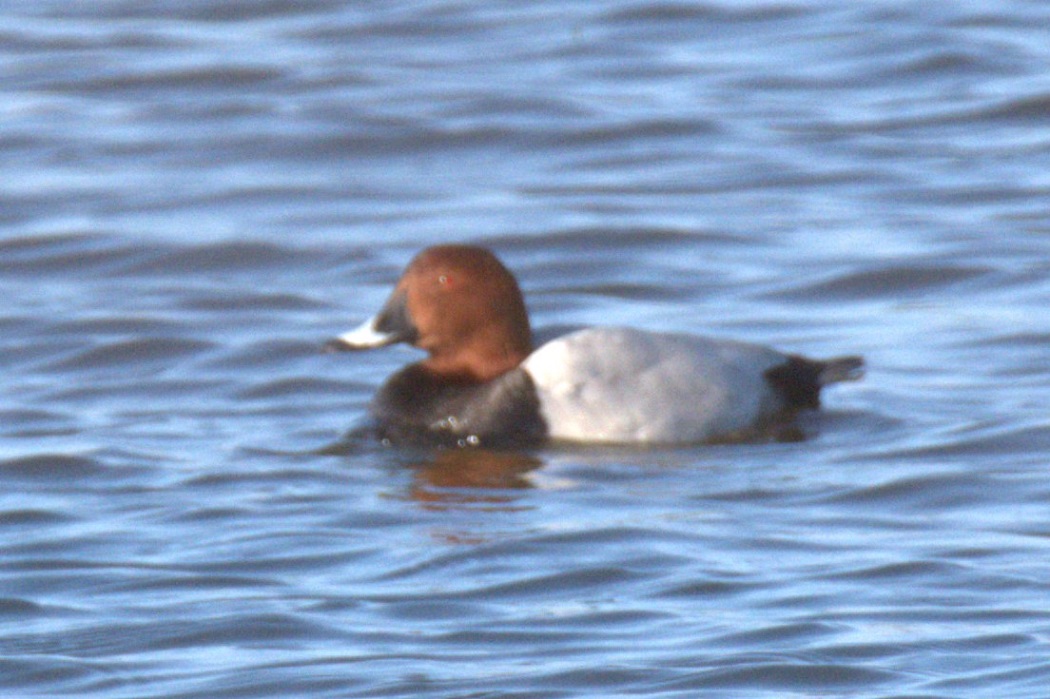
[3,1,1050,697]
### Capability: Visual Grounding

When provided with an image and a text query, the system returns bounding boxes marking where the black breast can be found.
[370,364,547,448]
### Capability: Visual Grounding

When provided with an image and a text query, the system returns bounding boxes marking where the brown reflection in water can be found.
[408,448,542,509]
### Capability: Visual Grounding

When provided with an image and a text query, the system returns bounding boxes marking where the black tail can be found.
[764,355,864,410]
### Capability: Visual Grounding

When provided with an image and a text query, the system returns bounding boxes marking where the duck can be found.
[326,244,863,447]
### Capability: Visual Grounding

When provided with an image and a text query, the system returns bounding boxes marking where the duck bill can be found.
[324,291,418,352]
[325,316,400,351]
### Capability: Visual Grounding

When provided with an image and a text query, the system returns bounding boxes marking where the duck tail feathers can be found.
[817,356,865,386]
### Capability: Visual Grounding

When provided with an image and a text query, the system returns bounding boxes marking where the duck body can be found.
[327,245,863,447]
[525,327,793,444]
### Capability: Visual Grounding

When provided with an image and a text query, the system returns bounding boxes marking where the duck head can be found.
[327,245,533,382]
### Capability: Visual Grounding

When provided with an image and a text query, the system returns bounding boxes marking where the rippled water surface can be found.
[3,1,1050,697]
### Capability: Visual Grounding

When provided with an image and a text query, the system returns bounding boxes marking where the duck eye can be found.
[438,274,451,286]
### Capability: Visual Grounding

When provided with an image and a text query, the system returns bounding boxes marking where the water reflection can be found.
[321,425,544,508]
[407,447,542,509]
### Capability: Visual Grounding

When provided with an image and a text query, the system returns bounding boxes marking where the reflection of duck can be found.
[408,449,541,508]
[328,245,863,447]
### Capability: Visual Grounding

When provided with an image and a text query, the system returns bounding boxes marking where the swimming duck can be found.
[327,245,863,447]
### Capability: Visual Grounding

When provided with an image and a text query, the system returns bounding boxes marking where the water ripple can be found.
[3,1,1050,697]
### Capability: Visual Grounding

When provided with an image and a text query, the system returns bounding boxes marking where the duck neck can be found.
[422,332,532,383]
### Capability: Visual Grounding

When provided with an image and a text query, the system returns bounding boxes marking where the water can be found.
[3,1,1050,697]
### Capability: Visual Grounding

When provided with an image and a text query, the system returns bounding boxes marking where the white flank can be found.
[522,327,787,444]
